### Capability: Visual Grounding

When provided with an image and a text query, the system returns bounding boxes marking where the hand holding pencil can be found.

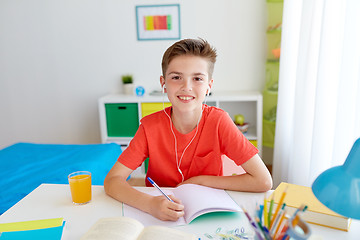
[147,177,185,221]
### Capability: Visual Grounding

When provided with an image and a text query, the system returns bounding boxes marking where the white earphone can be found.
[161,83,209,182]
[206,86,211,96]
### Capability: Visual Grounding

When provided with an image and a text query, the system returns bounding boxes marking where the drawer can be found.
[141,102,171,118]
[105,103,139,137]
[249,140,258,147]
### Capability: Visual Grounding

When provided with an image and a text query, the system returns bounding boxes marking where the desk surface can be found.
[0,184,359,239]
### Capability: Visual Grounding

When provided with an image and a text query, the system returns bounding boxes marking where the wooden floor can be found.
[266,164,273,175]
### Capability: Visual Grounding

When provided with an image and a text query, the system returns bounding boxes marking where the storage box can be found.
[105,103,139,137]
[141,102,171,118]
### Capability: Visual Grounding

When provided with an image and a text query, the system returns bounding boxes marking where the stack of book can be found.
[268,182,351,232]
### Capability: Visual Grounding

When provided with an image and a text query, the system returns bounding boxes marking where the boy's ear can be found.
[209,79,214,89]
[160,76,165,86]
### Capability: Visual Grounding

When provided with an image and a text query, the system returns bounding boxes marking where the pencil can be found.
[262,226,272,240]
[270,203,286,235]
[241,206,265,240]
[292,205,308,227]
[147,177,174,202]
[259,204,264,224]
[256,203,260,219]
[273,210,286,239]
[268,195,274,228]
[255,217,265,234]
[255,217,272,240]
[276,222,288,240]
[263,197,268,228]
[291,204,305,217]
[270,186,288,229]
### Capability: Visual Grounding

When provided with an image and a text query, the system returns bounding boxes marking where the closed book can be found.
[268,182,351,231]
[81,217,197,240]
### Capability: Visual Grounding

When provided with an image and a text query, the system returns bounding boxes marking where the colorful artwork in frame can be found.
[135,4,181,41]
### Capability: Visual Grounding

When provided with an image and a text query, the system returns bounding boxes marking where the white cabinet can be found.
[98,91,263,155]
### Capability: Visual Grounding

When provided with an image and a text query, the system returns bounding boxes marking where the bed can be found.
[0,142,122,215]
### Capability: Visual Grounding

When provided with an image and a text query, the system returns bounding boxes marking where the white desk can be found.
[0,184,359,239]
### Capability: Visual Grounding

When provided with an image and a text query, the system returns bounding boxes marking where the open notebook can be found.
[123,184,242,227]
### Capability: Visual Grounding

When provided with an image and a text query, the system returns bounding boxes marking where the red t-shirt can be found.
[118,105,258,187]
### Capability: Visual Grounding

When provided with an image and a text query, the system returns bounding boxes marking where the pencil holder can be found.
[285,215,312,240]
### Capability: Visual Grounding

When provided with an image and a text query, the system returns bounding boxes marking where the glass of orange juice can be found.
[68,171,92,205]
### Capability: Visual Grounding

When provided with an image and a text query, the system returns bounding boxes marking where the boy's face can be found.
[160,55,213,114]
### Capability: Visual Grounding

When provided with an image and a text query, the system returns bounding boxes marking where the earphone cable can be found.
[162,88,206,182]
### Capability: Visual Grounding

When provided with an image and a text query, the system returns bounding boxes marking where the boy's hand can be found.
[148,195,184,221]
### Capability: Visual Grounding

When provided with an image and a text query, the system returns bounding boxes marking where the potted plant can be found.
[122,74,134,95]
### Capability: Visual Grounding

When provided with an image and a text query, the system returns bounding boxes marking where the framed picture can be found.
[135,4,181,41]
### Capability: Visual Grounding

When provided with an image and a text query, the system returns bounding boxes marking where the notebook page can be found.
[173,184,241,223]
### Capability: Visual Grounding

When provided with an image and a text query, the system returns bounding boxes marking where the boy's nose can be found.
[181,79,192,91]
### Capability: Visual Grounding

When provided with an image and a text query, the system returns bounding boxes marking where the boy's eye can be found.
[172,76,180,80]
[194,77,203,81]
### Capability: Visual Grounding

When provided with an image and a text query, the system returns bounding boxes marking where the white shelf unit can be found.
[98,91,263,155]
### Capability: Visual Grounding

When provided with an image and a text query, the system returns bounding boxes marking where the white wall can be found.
[0,0,267,148]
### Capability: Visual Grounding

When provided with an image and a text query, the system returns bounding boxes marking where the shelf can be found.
[263,119,276,148]
[266,29,282,34]
[241,126,257,141]
[266,31,281,60]
[267,0,283,28]
[264,0,283,150]
[99,91,263,154]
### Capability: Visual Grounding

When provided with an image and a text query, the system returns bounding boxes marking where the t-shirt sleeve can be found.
[218,111,259,165]
[117,124,149,170]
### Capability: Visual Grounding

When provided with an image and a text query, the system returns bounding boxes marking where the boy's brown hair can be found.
[161,38,217,78]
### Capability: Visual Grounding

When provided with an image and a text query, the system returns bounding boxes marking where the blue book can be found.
[0,218,65,240]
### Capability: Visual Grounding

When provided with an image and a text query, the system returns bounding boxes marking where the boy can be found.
[104,38,272,221]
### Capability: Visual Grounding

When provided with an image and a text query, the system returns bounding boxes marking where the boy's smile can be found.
[178,95,194,102]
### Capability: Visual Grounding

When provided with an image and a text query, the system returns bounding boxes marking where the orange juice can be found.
[68,171,91,205]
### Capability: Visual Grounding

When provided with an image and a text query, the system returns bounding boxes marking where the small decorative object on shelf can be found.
[122,74,134,95]
[135,86,145,97]
[272,48,281,59]
[234,114,245,125]
[236,123,249,133]
[234,114,249,133]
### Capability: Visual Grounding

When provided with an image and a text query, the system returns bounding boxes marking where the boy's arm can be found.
[104,161,185,221]
[180,154,273,192]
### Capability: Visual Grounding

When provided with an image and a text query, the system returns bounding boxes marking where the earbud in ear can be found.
[162,85,166,94]
[206,86,211,96]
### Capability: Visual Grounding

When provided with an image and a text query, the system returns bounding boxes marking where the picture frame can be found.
[135,4,181,41]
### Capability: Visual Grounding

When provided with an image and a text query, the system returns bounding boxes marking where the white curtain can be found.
[272,0,360,188]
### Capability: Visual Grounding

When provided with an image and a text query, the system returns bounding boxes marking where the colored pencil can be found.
[270,203,286,235]
[241,206,265,240]
[268,195,274,227]
[292,205,308,227]
[270,186,288,229]
[263,197,268,228]
[273,210,286,239]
